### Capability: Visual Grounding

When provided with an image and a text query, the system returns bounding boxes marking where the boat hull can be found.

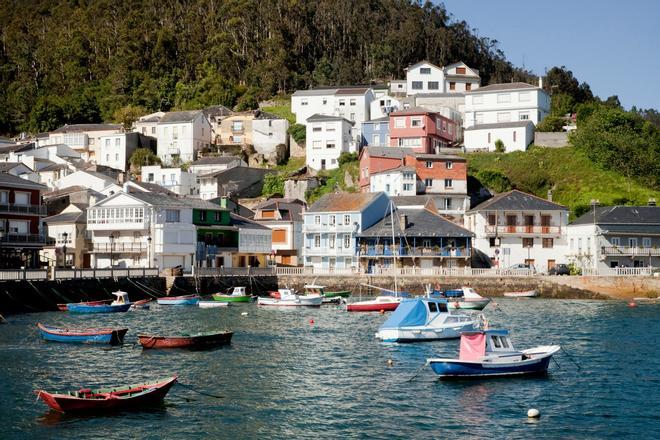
[503,290,539,298]
[36,377,177,413]
[323,290,351,298]
[446,299,491,310]
[376,322,477,343]
[346,301,400,312]
[211,294,252,302]
[198,301,229,308]
[156,295,200,305]
[257,296,322,307]
[138,331,233,349]
[57,300,110,311]
[38,323,128,345]
[66,303,131,314]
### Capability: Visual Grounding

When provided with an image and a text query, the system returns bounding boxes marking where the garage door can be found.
[163,255,185,269]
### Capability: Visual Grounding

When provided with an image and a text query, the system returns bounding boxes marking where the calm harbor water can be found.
[1,298,659,439]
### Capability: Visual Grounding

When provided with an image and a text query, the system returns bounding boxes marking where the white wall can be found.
[291,93,336,125]
[305,119,354,171]
[464,124,534,152]
[370,95,401,120]
[199,177,218,200]
[156,113,211,164]
[98,134,138,172]
[252,118,289,155]
[141,165,199,196]
[464,88,550,128]
[389,80,407,95]
[369,171,416,196]
[406,62,445,95]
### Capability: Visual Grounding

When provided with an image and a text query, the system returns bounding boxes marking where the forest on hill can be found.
[0,0,537,135]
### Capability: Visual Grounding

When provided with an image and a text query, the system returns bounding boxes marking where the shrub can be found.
[567,262,582,276]
[287,123,306,144]
[476,169,512,193]
[536,115,565,132]
[494,139,505,153]
[262,173,285,196]
[338,152,358,166]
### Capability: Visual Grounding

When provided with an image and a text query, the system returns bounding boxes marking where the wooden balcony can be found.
[485,225,561,235]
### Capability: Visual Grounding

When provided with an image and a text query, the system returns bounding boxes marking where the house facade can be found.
[42,203,88,268]
[405,60,480,96]
[134,112,165,137]
[141,165,199,196]
[54,170,122,196]
[389,107,457,153]
[369,95,402,120]
[305,114,355,171]
[252,198,304,266]
[302,192,390,269]
[465,190,569,272]
[156,111,212,164]
[188,156,245,176]
[565,205,660,271]
[45,124,123,163]
[357,204,473,272]
[369,166,418,197]
[98,132,147,172]
[443,62,481,93]
[0,173,49,268]
[463,82,550,129]
[361,117,390,147]
[464,121,535,152]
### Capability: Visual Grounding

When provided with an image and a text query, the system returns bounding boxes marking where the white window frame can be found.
[343,214,351,225]
[411,117,423,127]
[519,92,531,102]
[642,237,652,248]
[497,93,511,103]
[446,161,453,169]
[343,234,351,248]
[394,117,405,128]
[411,81,423,90]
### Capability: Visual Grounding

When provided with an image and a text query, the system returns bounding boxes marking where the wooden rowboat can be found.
[156,294,200,305]
[138,331,233,349]
[38,323,128,345]
[36,376,177,413]
[130,299,152,310]
[67,303,131,314]
[57,300,111,311]
[503,290,539,298]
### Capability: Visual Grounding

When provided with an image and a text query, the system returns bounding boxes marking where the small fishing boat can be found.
[67,302,131,314]
[304,284,351,298]
[138,331,234,349]
[57,300,110,312]
[36,376,177,413]
[130,299,152,310]
[212,286,252,303]
[198,301,229,308]
[632,297,660,303]
[426,286,491,310]
[257,288,322,307]
[38,323,128,345]
[346,295,403,312]
[375,298,478,342]
[503,290,539,298]
[156,294,200,305]
[427,329,561,379]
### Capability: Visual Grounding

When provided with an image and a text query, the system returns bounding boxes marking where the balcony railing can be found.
[359,246,471,258]
[304,247,355,256]
[0,203,47,216]
[485,225,561,235]
[88,243,148,253]
[601,246,660,256]
[52,267,160,280]
[0,233,47,245]
[304,224,355,232]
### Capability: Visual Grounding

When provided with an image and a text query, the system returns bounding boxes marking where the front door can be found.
[547,259,556,272]
[506,215,517,233]
[321,159,326,170]
[524,215,534,233]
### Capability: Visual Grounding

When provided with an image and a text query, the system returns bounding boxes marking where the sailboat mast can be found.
[390,201,398,295]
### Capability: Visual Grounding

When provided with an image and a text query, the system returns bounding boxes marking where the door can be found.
[329,257,336,268]
[321,159,326,170]
[524,215,534,233]
[506,215,517,233]
[547,259,556,272]
[541,215,551,234]
[281,255,293,266]
[373,134,380,145]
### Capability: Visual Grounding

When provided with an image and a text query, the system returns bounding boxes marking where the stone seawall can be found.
[171,275,278,296]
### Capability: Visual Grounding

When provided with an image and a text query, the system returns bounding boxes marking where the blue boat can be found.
[375,297,477,342]
[66,303,131,313]
[157,294,200,305]
[38,323,128,344]
[427,329,560,379]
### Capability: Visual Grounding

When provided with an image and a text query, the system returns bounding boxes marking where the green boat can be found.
[212,287,252,302]
[304,285,351,298]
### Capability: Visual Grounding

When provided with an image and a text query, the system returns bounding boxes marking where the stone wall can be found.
[534,132,569,148]
[171,275,278,296]
[548,276,660,300]
[289,135,305,158]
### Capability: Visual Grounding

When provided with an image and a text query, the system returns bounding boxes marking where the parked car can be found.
[504,263,536,274]
[549,264,570,276]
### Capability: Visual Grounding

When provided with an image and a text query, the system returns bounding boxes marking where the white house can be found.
[302,192,390,269]
[54,170,122,196]
[464,190,569,273]
[252,198,304,266]
[252,114,289,155]
[305,114,354,171]
[463,82,550,129]
[44,124,123,162]
[370,94,402,120]
[141,165,199,196]
[98,132,144,172]
[405,60,480,96]
[369,166,418,197]
[42,203,88,268]
[188,156,246,176]
[464,121,535,152]
[389,80,407,95]
[134,112,165,137]
[443,61,481,93]
[156,110,212,164]
[291,88,339,125]
[565,204,660,272]
[86,192,197,271]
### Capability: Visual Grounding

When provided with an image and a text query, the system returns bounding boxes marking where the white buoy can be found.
[241,312,248,316]
[527,408,540,418]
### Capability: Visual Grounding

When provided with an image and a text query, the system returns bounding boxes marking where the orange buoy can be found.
[379,309,385,314]
[309,319,315,325]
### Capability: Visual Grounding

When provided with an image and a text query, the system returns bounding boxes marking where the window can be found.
[446,161,453,169]
[611,237,620,246]
[350,99,356,106]
[314,234,320,247]
[578,238,582,251]
[445,198,452,209]
[105,139,110,148]
[411,81,423,90]
[472,95,483,105]
[542,238,554,248]
[523,238,534,248]
[497,93,511,103]
[373,123,380,131]
[425,178,433,187]
[411,117,423,127]
[313,126,322,132]
[488,214,496,226]
[115,138,120,146]
[326,143,335,149]
[14,192,29,205]
[492,336,502,348]
[166,209,180,222]
[397,84,403,89]
[513,131,517,142]
[338,99,346,106]
[403,172,414,180]
[115,153,119,161]
[444,179,453,188]
[629,237,638,247]
[322,98,327,105]
[350,113,355,121]
[173,127,178,140]
[428,301,438,312]
[301,99,308,106]
[398,138,422,147]
[151,127,155,134]
[232,121,243,131]
[0,191,7,204]
[312,141,321,149]
[519,92,530,102]
[344,214,351,225]
[329,234,335,249]
[426,161,433,168]
[215,212,222,222]
[643,237,652,248]
[570,238,574,249]
[326,126,335,132]
[403,184,413,191]
[373,134,380,145]
[428,81,439,90]
[394,118,405,128]
[314,215,321,225]
[456,67,466,74]
[329,215,336,226]
[449,82,456,91]
[489,237,497,247]
[475,112,484,124]
[385,184,390,193]
[497,112,511,122]
[420,67,431,74]
[199,210,207,221]
[344,235,351,248]
[519,112,530,121]
[106,154,110,162]
[465,83,472,91]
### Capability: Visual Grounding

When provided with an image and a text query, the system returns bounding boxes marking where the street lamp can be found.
[62,232,68,268]
[147,236,152,268]
[109,234,115,268]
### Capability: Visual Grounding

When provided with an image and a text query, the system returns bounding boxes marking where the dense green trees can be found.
[0,0,533,136]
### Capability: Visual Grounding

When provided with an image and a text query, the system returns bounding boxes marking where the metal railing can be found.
[194,267,277,277]
[303,224,355,232]
[601,246,660,256]
[0,203,47,215]
[485,225,561,235]
[52,267,160,280]
[88,243,148,253]
[359,246,471,258]
[582,267,656,277]
[0,233,47,244]
[0,269,49,281]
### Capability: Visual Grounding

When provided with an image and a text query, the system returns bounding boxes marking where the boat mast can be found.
[390,201,398,295]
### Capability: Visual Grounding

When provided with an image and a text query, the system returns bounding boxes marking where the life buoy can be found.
[454,301,460,309]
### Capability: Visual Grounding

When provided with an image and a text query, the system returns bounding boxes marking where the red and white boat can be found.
[346,295,403,312]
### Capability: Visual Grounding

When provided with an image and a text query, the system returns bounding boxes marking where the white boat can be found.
[427,329,561,378]
[198,301,229,308]
[375,297,478,342]
[503,290,539,298]
[257,288,322,307]
[425,286,491,310]
[111,291,131,306]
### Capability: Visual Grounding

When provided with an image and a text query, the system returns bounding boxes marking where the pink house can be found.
[389,107,457,154]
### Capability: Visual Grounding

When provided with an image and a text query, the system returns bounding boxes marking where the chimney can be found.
[538,77,543,89]
[547,189,553,202]
[649,198,657,206]
[400,214,408,230]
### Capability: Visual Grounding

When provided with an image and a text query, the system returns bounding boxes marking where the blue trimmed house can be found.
[361,117,390,146]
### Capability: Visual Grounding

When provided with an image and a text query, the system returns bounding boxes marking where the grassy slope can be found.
[307,160,360,203]
[465,146,660,218]
[261,97,296,125]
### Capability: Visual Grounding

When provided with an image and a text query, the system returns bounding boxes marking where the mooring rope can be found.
[176,381,224,399]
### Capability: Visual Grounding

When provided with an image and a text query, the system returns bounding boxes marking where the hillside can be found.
[465,147,660,218]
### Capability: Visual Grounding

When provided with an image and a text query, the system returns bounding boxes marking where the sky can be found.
[440,0,660,110]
